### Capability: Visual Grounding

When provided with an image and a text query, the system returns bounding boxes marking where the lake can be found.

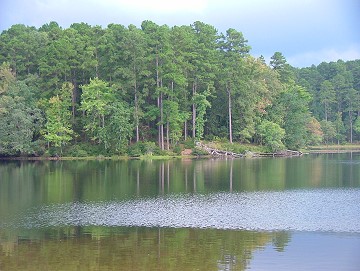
[0,153,359,270]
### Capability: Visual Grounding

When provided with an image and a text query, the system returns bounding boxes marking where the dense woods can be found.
[0,21,359,157]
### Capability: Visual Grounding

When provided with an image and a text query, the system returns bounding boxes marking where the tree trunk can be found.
[192,81,197,139]
[227,83,233,144]
[134,79,139,142]
[156,53,164,150]
[166,120,170,151]
[160,91,164,150]
[184,121,187,141]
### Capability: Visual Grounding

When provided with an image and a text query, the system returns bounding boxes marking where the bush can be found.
[192,147,209,156]
[173,144,182,155]
[257,120,285,152]
[128,143,142,157]
[142,141,158,155]
[65,144,89,157]
[182,138,195,149]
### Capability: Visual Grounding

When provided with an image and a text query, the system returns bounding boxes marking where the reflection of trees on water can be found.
[272,231,291,252]
[0,227,291,271]
[1,155,359,211]
[2,155,359,269]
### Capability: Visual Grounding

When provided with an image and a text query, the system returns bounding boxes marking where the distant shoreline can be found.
[306,144,360,154]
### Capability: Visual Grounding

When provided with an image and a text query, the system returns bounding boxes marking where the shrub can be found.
[173,144,182,155]
[183,139,195,149]
[128,143,142,157]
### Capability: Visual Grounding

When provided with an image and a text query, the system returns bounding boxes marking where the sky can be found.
[0,0,359,67]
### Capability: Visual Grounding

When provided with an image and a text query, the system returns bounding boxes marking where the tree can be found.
[270,85,312,149]
[270,52,286,70]
[80,78,132,152]
[320,120,336,144]
[0,24,46,78]
[193,90,211,140]
[103,101,133,153]
[319,80,336,121]
[306,117,323,145]
[121,24,151,142]
[270,52,295,83]
[42,83,74,153]
[163,100,188,147]
[141,21,174,149]
[0,64,43,155]
[334,111,346,144]
[257,120,285,152]
[343,88,357,143]
[189,21,218,139]
[354,117,360,136]
[219,28,250,143]
[80,78,114,145]
[168,25,196,141]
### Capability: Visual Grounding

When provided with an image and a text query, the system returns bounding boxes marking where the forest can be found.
[0,21,359,157]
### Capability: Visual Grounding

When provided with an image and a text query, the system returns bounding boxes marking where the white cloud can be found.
[287,44,360,67]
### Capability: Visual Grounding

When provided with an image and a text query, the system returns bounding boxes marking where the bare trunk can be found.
[134,79,139,142]
[156,53,164,150]
[166,120,169,151]
[184,121,187,141]
[192,82,196,139]
[160,91,164,150]
[227,83,233,144]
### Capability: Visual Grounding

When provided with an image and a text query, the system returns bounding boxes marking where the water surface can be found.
[1,153,359,270]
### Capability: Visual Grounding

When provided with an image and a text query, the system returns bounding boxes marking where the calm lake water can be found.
[0,153,359,270]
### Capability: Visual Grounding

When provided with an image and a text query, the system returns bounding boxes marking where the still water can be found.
[0,153,359,270]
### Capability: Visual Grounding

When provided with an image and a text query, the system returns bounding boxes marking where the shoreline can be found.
[2,151,360,161]
[1,144,360,161]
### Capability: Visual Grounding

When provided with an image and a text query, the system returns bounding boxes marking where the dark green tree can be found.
[0,64,43,155]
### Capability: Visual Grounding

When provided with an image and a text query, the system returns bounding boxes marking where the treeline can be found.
[0,21,359,156]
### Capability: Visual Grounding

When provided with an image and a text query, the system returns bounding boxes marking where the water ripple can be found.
[17,189,360,233]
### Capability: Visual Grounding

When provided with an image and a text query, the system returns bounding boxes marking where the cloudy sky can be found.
[0,0,359,67]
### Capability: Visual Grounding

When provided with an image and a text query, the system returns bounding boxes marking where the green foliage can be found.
[297,59,360,143]
[192,146,210,156]
[334,111,346,144]
[0,65,43,156]
[173,144,182,155]
[354,117,360,135]
[320,120,336,144]
[127,141,163,157]
[193,90,211,140]
[64,144,89,157]
[306,117,323,145]
[257,120,285,152]
[80,78,132,152]
[41,83,74,152]
[182,139,195,149]
[1,21,360,158]
[269,85,312,150]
